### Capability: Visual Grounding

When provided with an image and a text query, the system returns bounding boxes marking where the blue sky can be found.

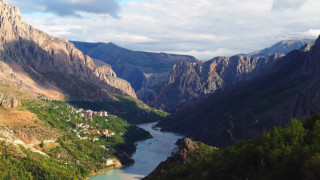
[5,0,320,60]
[119,0,138,4]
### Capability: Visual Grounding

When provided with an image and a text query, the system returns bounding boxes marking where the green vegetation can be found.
[70,94,169,124]
[148,114,320,180]
[0,98,152,179]
[0,143,85,179]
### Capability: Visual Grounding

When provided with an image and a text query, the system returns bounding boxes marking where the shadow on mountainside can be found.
[0,39,166,124]
[158,41,320,147]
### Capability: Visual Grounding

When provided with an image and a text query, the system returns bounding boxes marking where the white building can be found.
[105,159,114,166]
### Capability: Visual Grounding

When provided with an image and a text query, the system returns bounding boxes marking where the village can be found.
[56,105,120,142]
[51,103,123,167]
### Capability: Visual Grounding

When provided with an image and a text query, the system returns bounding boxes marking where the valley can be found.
[0,0,320,179]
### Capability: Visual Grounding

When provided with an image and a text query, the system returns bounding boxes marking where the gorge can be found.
[1,0,320,179]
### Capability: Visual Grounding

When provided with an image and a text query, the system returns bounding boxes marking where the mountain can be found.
[146,115,320,180]
[247,39,315,57]
[0,0,137,101]
[157,36,320,147]
[0,1,168,179]
[146,54,284,112]
[71,41,198,100]
[0,0,169,124]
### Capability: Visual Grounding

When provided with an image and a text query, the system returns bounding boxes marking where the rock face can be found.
[145,138,199,178]
[0,0,136,101]
[71,41,198,100]
[144,138,216,179]
[0,94,20,108]
[157,35,320,147]
[147,54,284,112]
[93,59,136,98]
[177,138,199,163]
[246,39,315,57]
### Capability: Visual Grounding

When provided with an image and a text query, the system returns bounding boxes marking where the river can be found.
[90,122,183,180]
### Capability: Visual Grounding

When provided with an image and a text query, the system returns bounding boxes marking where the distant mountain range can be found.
[71,41,198,100]
[157,39,320,147]
[146,54,283,112]
[145,39,314,112]
[245,39,315,57]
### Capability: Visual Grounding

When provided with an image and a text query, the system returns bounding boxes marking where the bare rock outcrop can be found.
[0,0,136,100]
[71,41,198,100]
[94,59,136,98]
[0,94,20,108]
[147,54,284,112]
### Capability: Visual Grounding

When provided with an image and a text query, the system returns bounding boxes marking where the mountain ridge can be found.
[146,54,284,112]
[71,41,198,100]
[157,35,320,147]
[246,39,315,57]
[0,0,137,100]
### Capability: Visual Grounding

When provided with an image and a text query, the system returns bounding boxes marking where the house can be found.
[92,137,99,142]
[97,111,103,117]
[105,119,109,122]
[83,125,90,130]
[86,110,93,116]
[91,128,100,135]
[104,158,114,166]
[103,111,108,116]
[102,130,108,136]
[85,116,93,122]
[79,113,85,118]
[76,123,83,128]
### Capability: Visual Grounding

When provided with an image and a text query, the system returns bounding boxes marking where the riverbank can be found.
[90,122,183,180]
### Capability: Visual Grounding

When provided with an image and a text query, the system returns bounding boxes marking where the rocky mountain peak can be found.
[0,0,137,99]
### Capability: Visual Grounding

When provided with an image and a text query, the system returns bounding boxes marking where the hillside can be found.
[157,36,320,147]
[0,0,137,101]
[0,98,152,179]
[146,115,320,180]
[247,39,315,57]
[146,54,283,112]
[0,0,168,125]
[71,41,198,100]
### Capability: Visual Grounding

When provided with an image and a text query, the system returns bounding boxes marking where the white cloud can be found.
[304,29,320,37]
[14,0,320,60]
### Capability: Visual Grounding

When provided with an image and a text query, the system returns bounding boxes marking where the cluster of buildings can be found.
[72,108,108,122]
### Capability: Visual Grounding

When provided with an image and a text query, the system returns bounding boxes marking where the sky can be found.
[5,0,320,60]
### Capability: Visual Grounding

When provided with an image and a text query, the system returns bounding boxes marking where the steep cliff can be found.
[0,0,136,101]
[71,41,198,100]
[147,54,283,112]
[93,59,136,98]
[158,35,320,147]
